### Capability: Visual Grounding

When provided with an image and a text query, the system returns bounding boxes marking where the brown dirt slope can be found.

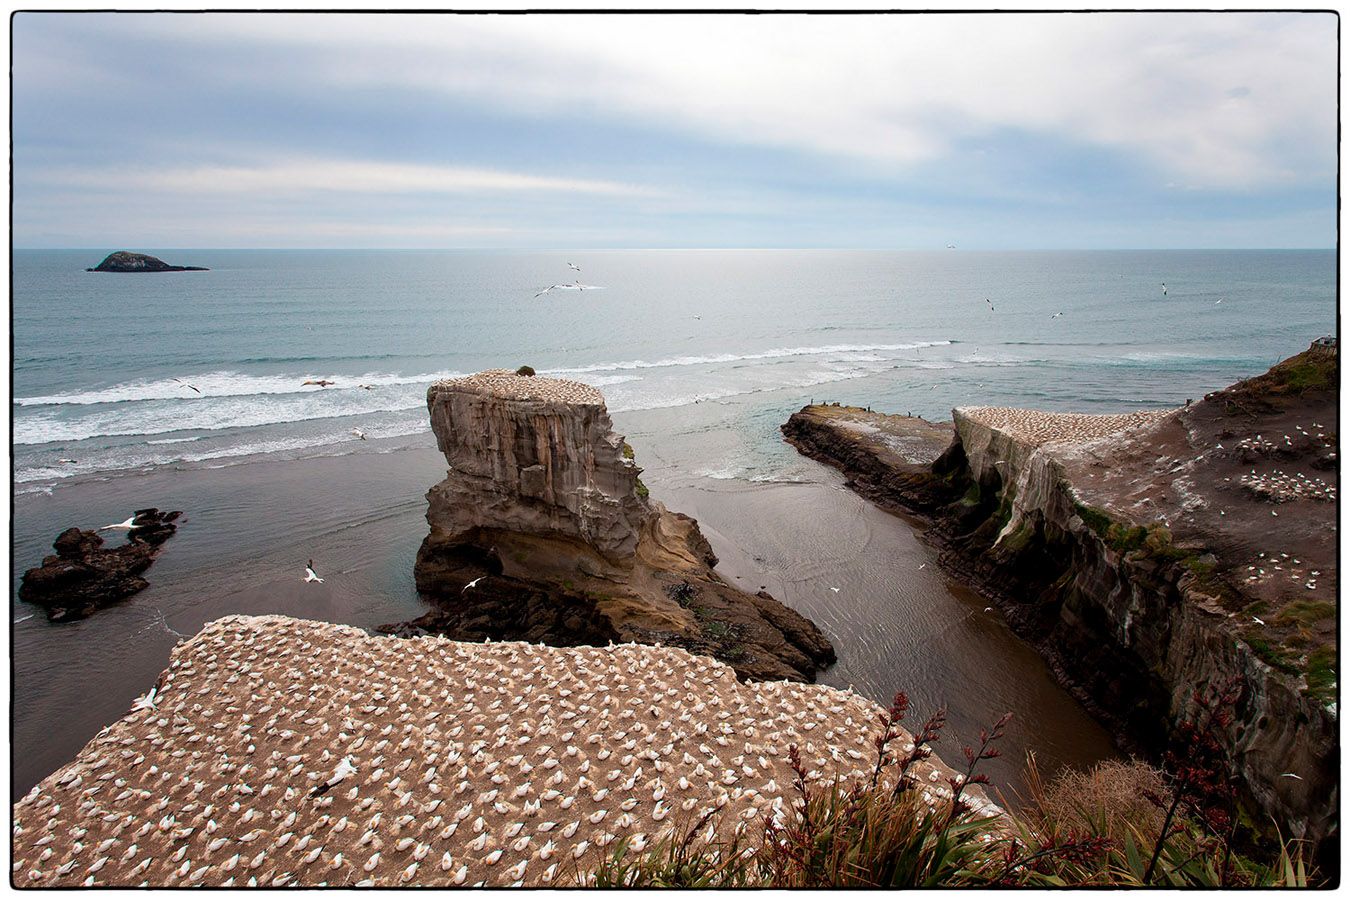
[1066,340,1337,703]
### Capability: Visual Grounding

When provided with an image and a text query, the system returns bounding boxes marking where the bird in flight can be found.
[462,576,485,593]
[350,428,367,441]
[535,284,568,298]
[304,560,324,584]
[946,243,956,249]
[357,384,374,390]
[567,262,582,272]
[171,377,202,394]
[131,687,158,712]
[1049,312,1064,319]
[1161,283,1168,295]
[58,458,77,464]
[303,379,336,387]
[100,515,139,531]
[1252,615,1265,626]
[985,298,994,312]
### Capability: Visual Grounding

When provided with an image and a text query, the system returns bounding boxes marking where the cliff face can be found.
[410,370,835,683]
[781,342,1339,860]
[421,371,650,577]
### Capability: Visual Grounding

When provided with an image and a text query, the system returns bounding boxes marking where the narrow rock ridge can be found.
[780,340,1338,860]
[11,614,992,887]
[406,370,835,683]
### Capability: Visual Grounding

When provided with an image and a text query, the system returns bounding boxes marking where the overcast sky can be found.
[12,11,1337,249]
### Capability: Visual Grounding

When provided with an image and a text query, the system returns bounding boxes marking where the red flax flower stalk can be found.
[1142,676,1244,885]
[892,705,948,798]
[870,691,910,789]
[948,712,1012,820]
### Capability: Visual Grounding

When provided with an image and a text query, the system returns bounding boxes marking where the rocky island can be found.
[395,369,835,683]
[87,251,209,272]
[783,339,1338,859]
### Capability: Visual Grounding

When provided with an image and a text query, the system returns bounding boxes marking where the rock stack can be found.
[404,370,835,683]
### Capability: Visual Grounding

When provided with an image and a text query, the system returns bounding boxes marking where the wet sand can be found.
[12,394,1119,803]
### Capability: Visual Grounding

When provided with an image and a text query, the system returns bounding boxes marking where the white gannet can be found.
[303,379,336,387]
[305,560,324,584]
[1049,312,1064,318]
[350,429,367,441]
[99,516,138,531]
[462,577,485,594]
[567,262,581,272]
[1161,283,1168,295]
[131,687,158,712]
[312,756,358,796]
[171,377,202,394]
[357,384,375,390]
[534,284,568,298]
[58,458,78,464]
[985,298,994,312]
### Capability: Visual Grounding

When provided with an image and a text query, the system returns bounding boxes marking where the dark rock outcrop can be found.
[19,509,182,622]
[400,369,835,682]
[87,251,208,273]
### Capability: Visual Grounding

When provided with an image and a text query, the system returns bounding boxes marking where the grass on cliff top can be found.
[1227,346,1337,400]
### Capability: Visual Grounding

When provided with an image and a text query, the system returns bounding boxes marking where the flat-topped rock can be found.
[412,369,835,682]
[956,406,1175,448]
[11,614,987,887]
[431,370,603,406]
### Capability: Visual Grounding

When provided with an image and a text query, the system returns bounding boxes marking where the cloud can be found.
[78,11,1335,189]
[31,157,658,198]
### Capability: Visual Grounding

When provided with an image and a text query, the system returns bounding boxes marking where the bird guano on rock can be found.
[13,614,993,887]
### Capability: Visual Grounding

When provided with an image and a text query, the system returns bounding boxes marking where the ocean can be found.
[10,248,1336,799]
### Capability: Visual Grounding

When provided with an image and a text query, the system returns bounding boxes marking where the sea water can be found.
[10,248,1335,796]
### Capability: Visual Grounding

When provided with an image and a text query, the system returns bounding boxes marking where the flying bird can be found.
[1280,773,1304,780]
[357,384,374,390]
[58,458,77,464]
[985,298,994,312]
[462,577,485,594]
[567,262,581,272]
[1252,615,1265,626]
[1161,283,1168,295]
[305,560,324,584]
[534,284,568,298]
[171,377,202,394]
[1049,312,1064,319]
[99,515,138,531]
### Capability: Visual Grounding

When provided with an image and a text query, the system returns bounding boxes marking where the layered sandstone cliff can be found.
[406,370,835,683]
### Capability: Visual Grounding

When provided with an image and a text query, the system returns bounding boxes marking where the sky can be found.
[10,11,1338,249]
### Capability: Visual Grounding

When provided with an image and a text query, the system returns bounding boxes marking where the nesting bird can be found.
[13,614,991,887]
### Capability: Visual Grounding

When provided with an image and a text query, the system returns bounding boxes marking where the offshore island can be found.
[12,351,1336,886]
